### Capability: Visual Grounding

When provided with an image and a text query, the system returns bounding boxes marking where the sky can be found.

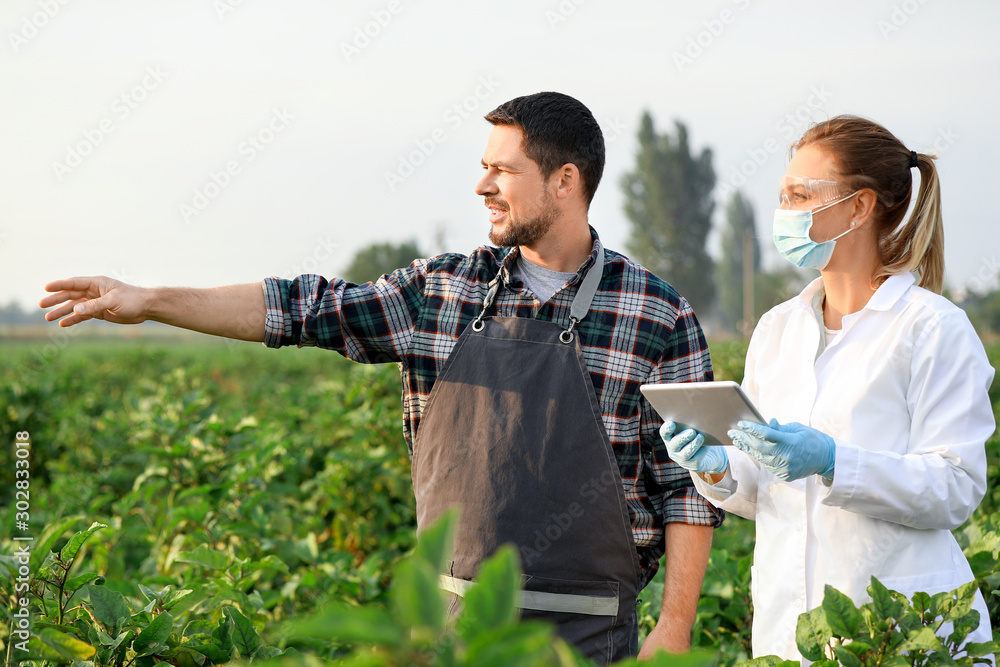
[2,0,999,315]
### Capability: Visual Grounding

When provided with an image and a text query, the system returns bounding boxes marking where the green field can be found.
[1,337,997,665]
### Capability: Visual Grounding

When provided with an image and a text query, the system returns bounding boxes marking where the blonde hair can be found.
[794,115,944,293]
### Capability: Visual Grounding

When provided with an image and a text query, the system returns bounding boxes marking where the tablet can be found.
[639,381,766,446]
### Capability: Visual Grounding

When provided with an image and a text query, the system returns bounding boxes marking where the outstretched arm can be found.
[40,276,265,342]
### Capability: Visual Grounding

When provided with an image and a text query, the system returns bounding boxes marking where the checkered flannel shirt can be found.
[263,230,725,586]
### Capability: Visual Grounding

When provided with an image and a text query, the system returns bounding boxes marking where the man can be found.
[40,92,723,663]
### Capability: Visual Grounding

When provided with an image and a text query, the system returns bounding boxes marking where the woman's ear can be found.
[851,188,878,228]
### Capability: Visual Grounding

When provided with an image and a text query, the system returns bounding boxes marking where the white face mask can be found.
[772,192,858,270]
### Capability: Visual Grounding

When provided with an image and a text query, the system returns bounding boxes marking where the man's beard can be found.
[487,196,559,247]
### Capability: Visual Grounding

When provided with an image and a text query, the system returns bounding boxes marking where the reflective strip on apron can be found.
[439,574,619,617]
[410,245,641,664]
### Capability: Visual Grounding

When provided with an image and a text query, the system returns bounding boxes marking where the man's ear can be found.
[552,163,579,200]
[851,188,878,228]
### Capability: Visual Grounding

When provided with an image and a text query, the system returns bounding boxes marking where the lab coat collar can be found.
[863,272,916,311]
[794,272,917,315]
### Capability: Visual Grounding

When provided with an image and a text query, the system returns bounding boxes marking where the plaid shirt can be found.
[263,230,725,585]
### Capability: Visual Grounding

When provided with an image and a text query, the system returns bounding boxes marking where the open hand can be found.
[40,276,149,327]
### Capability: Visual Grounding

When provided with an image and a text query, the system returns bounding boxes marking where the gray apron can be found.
[411,248,641,664]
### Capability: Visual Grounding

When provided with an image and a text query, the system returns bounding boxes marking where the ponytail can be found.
[872,153,944,294]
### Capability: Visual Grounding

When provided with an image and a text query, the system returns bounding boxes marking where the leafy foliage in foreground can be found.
[747,578,998,667]
[0,339,997,665]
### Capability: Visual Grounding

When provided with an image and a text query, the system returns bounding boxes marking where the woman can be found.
[662,115,995,662]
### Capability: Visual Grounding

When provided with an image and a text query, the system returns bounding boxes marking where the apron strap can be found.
[470,245,606,341]
[439,574,620,617]
[560,244,604,344]
[470,273,504,332]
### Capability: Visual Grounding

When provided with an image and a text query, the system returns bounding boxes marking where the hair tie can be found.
[909,150,919,169]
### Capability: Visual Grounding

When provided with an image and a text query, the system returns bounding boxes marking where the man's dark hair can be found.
[484,92,605,207]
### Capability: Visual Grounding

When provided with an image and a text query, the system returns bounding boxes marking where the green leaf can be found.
[459,545,521,643]
[223,607,263,658]
[729,657,799,667]
[897,610,923,634]
[880,657,910,667]
[833,644,863,667]
[244,554,290,576]
[900,626,947,652]
[963,641,1000,658]
[212,612,234,656]
[946,610,980,647]
[158,646,206,667]
[186,641,232,663]
[869,577,903,621]
[251,646,284,661]
[60,522,108,562]
[796,606,833,661]
[463,620,562,666]
[65,573,105,593]
[174,544,231,571]
[95,630,131,652]
[944,582,978,622]
[29,515,86,572]
[821,584,863,638]
[20,627,96,662]
[631,647,720,667]
[87,584,132,635]
[391,555,446,631]
[163,588,195,610]
[966,551,999,579]
[138,583,167,602]
[133,611,173,656]
[912,591,933,615]
[414,507,458,573]
[281,603,403,646]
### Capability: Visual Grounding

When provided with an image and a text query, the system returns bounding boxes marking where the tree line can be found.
[6,112,998,339]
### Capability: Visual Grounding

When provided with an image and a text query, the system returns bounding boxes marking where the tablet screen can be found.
[639,381,765,446]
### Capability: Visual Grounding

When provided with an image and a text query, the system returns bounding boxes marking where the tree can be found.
[621,112,716,313]
[717,191,761,334]
[345,240,422,284]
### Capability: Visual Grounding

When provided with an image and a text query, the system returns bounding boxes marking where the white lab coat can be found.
[693,273,996,663]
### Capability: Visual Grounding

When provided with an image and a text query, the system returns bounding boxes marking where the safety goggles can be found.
[778,176,855,212]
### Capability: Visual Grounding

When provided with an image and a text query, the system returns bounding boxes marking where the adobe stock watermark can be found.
[716,85,832,202]
[384,75,501,192]
[925,125,959,156]
[673,0,751,73]
[602,116,628,144]
[965,254,999,295]
[8,0,72,54]
[545,0,587,31]
[51,66,169,183]
[518,467,620,569]
[276,235,340,280]
[213,0,248,20]
[224,237,340,351]
[178,108,295,223]
[878,0,930,39]
[340,0,408,63]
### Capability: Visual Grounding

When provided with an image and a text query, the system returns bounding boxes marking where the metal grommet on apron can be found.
[411,247,641,665]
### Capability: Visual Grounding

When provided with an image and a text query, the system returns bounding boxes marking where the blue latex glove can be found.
[728,419,835,482]
[660,421,729,475]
